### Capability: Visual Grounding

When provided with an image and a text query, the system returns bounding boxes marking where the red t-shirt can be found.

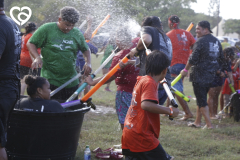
[20,33,41,67]
[222,67,240,94]
[109,37,140,93]
[167,29,196,66]
[122,75,160,152]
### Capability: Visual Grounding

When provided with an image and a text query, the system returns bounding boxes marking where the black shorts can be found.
[0,79,20,147]
[210,76,223,88]
[20,65,41,79]
[192,82,210,108]
[123,144,172,160]
[50,84,79,103]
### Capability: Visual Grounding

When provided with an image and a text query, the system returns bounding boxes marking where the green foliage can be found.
[4,0,221,35]
[223,19,240,37]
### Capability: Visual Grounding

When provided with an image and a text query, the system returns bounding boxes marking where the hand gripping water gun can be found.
[61,54,131,109]
[65,47,118,102]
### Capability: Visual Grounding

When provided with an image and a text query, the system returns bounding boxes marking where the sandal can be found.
[187,123,201,128]
[202,125,213,129]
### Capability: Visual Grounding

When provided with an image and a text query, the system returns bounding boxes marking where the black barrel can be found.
[6,107,90,160]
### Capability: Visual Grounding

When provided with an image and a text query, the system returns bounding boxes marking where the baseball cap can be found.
[169,15,180,23]
[198,21,213,33]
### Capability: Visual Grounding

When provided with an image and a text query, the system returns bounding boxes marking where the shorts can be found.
[20,65,41,79]
[158,89,168,105]
[171,77,183,92]
[76,54,85,72]
[0,79,20,147]
[192,82,210,108]
[123,143,172,160]
[210,76,223,88]
[170,63,185,75]
[170,64,185,92]
[115,91,132,124]
[50,84,78,103]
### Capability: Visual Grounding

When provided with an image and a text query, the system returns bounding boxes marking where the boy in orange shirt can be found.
[122,50,179,160]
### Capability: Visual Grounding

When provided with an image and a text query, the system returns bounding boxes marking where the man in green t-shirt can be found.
[27,6,91,102]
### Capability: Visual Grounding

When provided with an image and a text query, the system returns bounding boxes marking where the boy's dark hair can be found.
[146,50,170,76]
[59,6,80,24]
[24,75,47,97]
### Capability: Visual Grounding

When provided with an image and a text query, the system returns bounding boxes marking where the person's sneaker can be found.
[104,88,112,92]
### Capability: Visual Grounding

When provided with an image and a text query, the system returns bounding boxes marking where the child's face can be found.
[159,68,168,81]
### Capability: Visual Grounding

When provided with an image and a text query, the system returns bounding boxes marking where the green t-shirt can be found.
[221,42,231,50]
[29,22,89,88]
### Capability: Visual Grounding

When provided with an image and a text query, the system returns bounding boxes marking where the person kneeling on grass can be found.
[122,50,179,160]
[15,75,64,113]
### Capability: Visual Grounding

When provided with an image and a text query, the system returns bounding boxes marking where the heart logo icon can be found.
[10,6,32,26]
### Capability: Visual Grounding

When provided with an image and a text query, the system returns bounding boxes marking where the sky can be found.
[190,0,239,20]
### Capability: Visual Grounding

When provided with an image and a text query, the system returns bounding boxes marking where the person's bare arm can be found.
[129,34,152,58]
[27,42,42,68]
[233,59,240,72]
[83,15,92,40]
[227,72,234,85]
[82,49,92,75]
[180,62,193,77]
[141,101,179,117]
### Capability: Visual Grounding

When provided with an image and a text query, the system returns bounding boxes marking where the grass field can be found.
[75,54,240,160]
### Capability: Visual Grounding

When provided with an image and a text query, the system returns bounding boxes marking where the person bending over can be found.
[16,75,64,113]
[122,50,179,160]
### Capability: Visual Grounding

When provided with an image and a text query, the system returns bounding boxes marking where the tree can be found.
[208,0,220,36]
[223,19,240,39]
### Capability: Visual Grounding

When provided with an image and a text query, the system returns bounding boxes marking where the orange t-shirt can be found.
[167,29,196,66]
[122,75,160,152]
[222,67,240,94]
[20,33,41,67]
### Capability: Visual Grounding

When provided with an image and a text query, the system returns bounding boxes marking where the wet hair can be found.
[59,6,80,24]
[24,75,47,97]
[141,16,167,44]
[223,47,235,58]
[146,50,170,76]
[0,0,4,8]
[25,22,37,35]
[230,46,238,53]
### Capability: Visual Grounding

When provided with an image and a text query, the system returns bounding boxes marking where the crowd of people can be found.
[1,0,240,159]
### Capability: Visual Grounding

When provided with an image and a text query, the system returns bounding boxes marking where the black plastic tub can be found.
[6,107,90,160]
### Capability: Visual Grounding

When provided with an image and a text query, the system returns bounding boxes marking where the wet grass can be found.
[77,55,240,159]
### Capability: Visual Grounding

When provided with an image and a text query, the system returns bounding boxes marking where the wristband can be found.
[169,107,173,116]
[183,68,188,72]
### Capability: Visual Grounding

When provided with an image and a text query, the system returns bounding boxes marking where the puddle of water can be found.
[90,105,116,114]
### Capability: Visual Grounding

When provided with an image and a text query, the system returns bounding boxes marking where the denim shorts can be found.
[170,64,185,92]
[170,64,186,75]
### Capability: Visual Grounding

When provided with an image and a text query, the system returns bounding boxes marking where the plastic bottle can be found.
[84,145,91,160]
